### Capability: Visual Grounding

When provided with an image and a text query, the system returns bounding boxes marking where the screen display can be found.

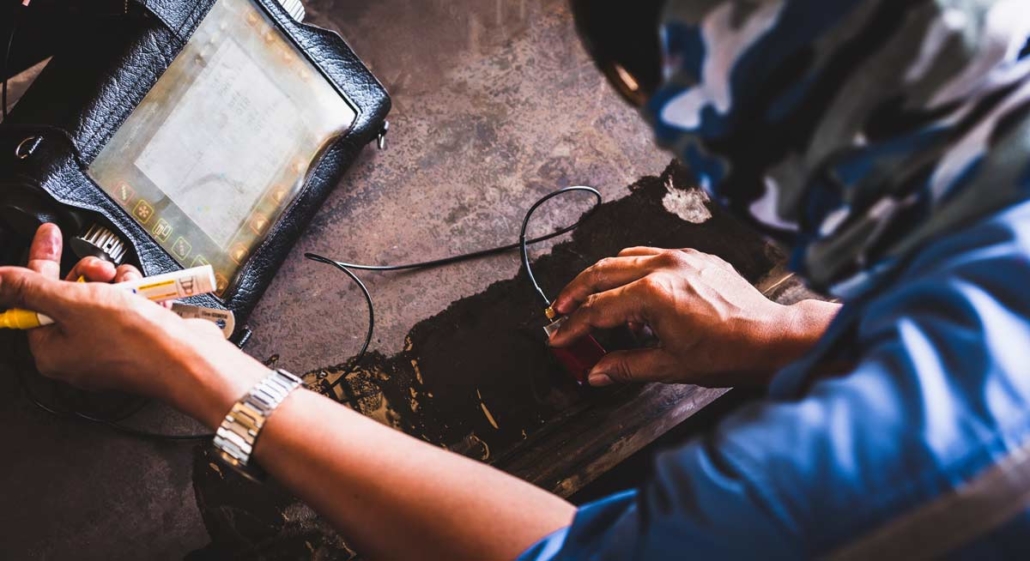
[89,0,356,297]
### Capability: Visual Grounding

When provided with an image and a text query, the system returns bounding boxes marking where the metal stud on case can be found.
[70,224,128,265]
[275,0,305,22]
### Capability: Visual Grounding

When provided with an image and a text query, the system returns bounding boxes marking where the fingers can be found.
[0,267,69,315]
[618,247,663,257]
[114,264,142,283]
[65,261,142,284]
[553,256,654,315]
[586,348,682,387]
[66,257,116,283]
[27,224,63,280]
[550,278,655,347]
[554,248,708,315]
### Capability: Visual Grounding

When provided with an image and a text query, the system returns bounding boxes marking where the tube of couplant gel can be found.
[0,265,218,330]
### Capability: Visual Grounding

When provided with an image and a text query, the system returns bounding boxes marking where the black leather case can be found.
[0,0,390,337]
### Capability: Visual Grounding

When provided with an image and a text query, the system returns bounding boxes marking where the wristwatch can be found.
[212,369,304,482]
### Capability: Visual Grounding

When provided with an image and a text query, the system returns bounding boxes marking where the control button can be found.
[215,273,230,295]
[114,182,136,206]
[270,187,289,204]
[133,200,155,224]
[172,237,193,260]
[153,219,173,243]
[250,214,270,235]
[229,243,248,264]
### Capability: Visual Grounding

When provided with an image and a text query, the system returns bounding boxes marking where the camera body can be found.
[0,0,390,338]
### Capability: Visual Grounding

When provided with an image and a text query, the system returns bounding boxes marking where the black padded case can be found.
[0,0,390,337]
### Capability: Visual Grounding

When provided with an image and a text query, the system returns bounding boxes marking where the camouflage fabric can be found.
[648,0,1030,296]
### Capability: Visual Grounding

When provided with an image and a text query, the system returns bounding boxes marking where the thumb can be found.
[587,348,680,387]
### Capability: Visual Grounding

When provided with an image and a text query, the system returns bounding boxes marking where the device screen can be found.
[89,0,356,297]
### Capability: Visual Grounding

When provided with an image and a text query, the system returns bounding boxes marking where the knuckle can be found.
[638,275,666,294]
[607,359,633,382]
[580,293,611,321]
[80,282,108,302]
[658,250,687,268]
[679,249,704,264]
[6,272,33,308]
[589,260,613,284]
[581,293,600,311]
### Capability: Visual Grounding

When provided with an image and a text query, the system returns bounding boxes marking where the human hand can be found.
[4,224,265,428]
[549,247,839,387]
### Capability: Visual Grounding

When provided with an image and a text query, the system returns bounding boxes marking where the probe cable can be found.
[1,18,605,434]
[1,0,32,121]
[14,186,602,441]
[1,1,20,121]
[306,186,603,390]
[16,370,212,441]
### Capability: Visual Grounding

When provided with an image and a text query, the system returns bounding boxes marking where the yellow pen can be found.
[0,308,54,329]
[0,265,217,330]
[0,277,85,329]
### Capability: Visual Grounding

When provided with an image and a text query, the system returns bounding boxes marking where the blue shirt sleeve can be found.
[521,201,1030,560]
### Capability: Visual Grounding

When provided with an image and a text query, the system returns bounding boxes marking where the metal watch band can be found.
[212,369,303,480]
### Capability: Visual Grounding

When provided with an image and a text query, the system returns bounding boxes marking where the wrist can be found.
[770,300,839,367]
[162,338,269,430]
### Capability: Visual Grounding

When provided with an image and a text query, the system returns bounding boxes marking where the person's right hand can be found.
[548,247,840,388]
[4,224,265,428]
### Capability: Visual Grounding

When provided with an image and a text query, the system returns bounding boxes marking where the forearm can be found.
[258,391,574,559]
[9,222,572,559]
[180,350,574,560]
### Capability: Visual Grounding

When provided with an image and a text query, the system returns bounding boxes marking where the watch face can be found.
[89,0,356,298]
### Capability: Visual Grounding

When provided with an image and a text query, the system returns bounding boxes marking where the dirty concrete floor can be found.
[0,0,673,559]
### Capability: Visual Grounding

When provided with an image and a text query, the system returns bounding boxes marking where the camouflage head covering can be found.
[648,0,1030,296]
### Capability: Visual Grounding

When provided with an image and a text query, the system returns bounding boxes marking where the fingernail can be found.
[558,298,576,314]
[588,372,613,387]
[547,331,562,347]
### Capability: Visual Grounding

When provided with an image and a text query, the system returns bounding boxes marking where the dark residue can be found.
[299,161,780,461]
[191,160,784,558]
